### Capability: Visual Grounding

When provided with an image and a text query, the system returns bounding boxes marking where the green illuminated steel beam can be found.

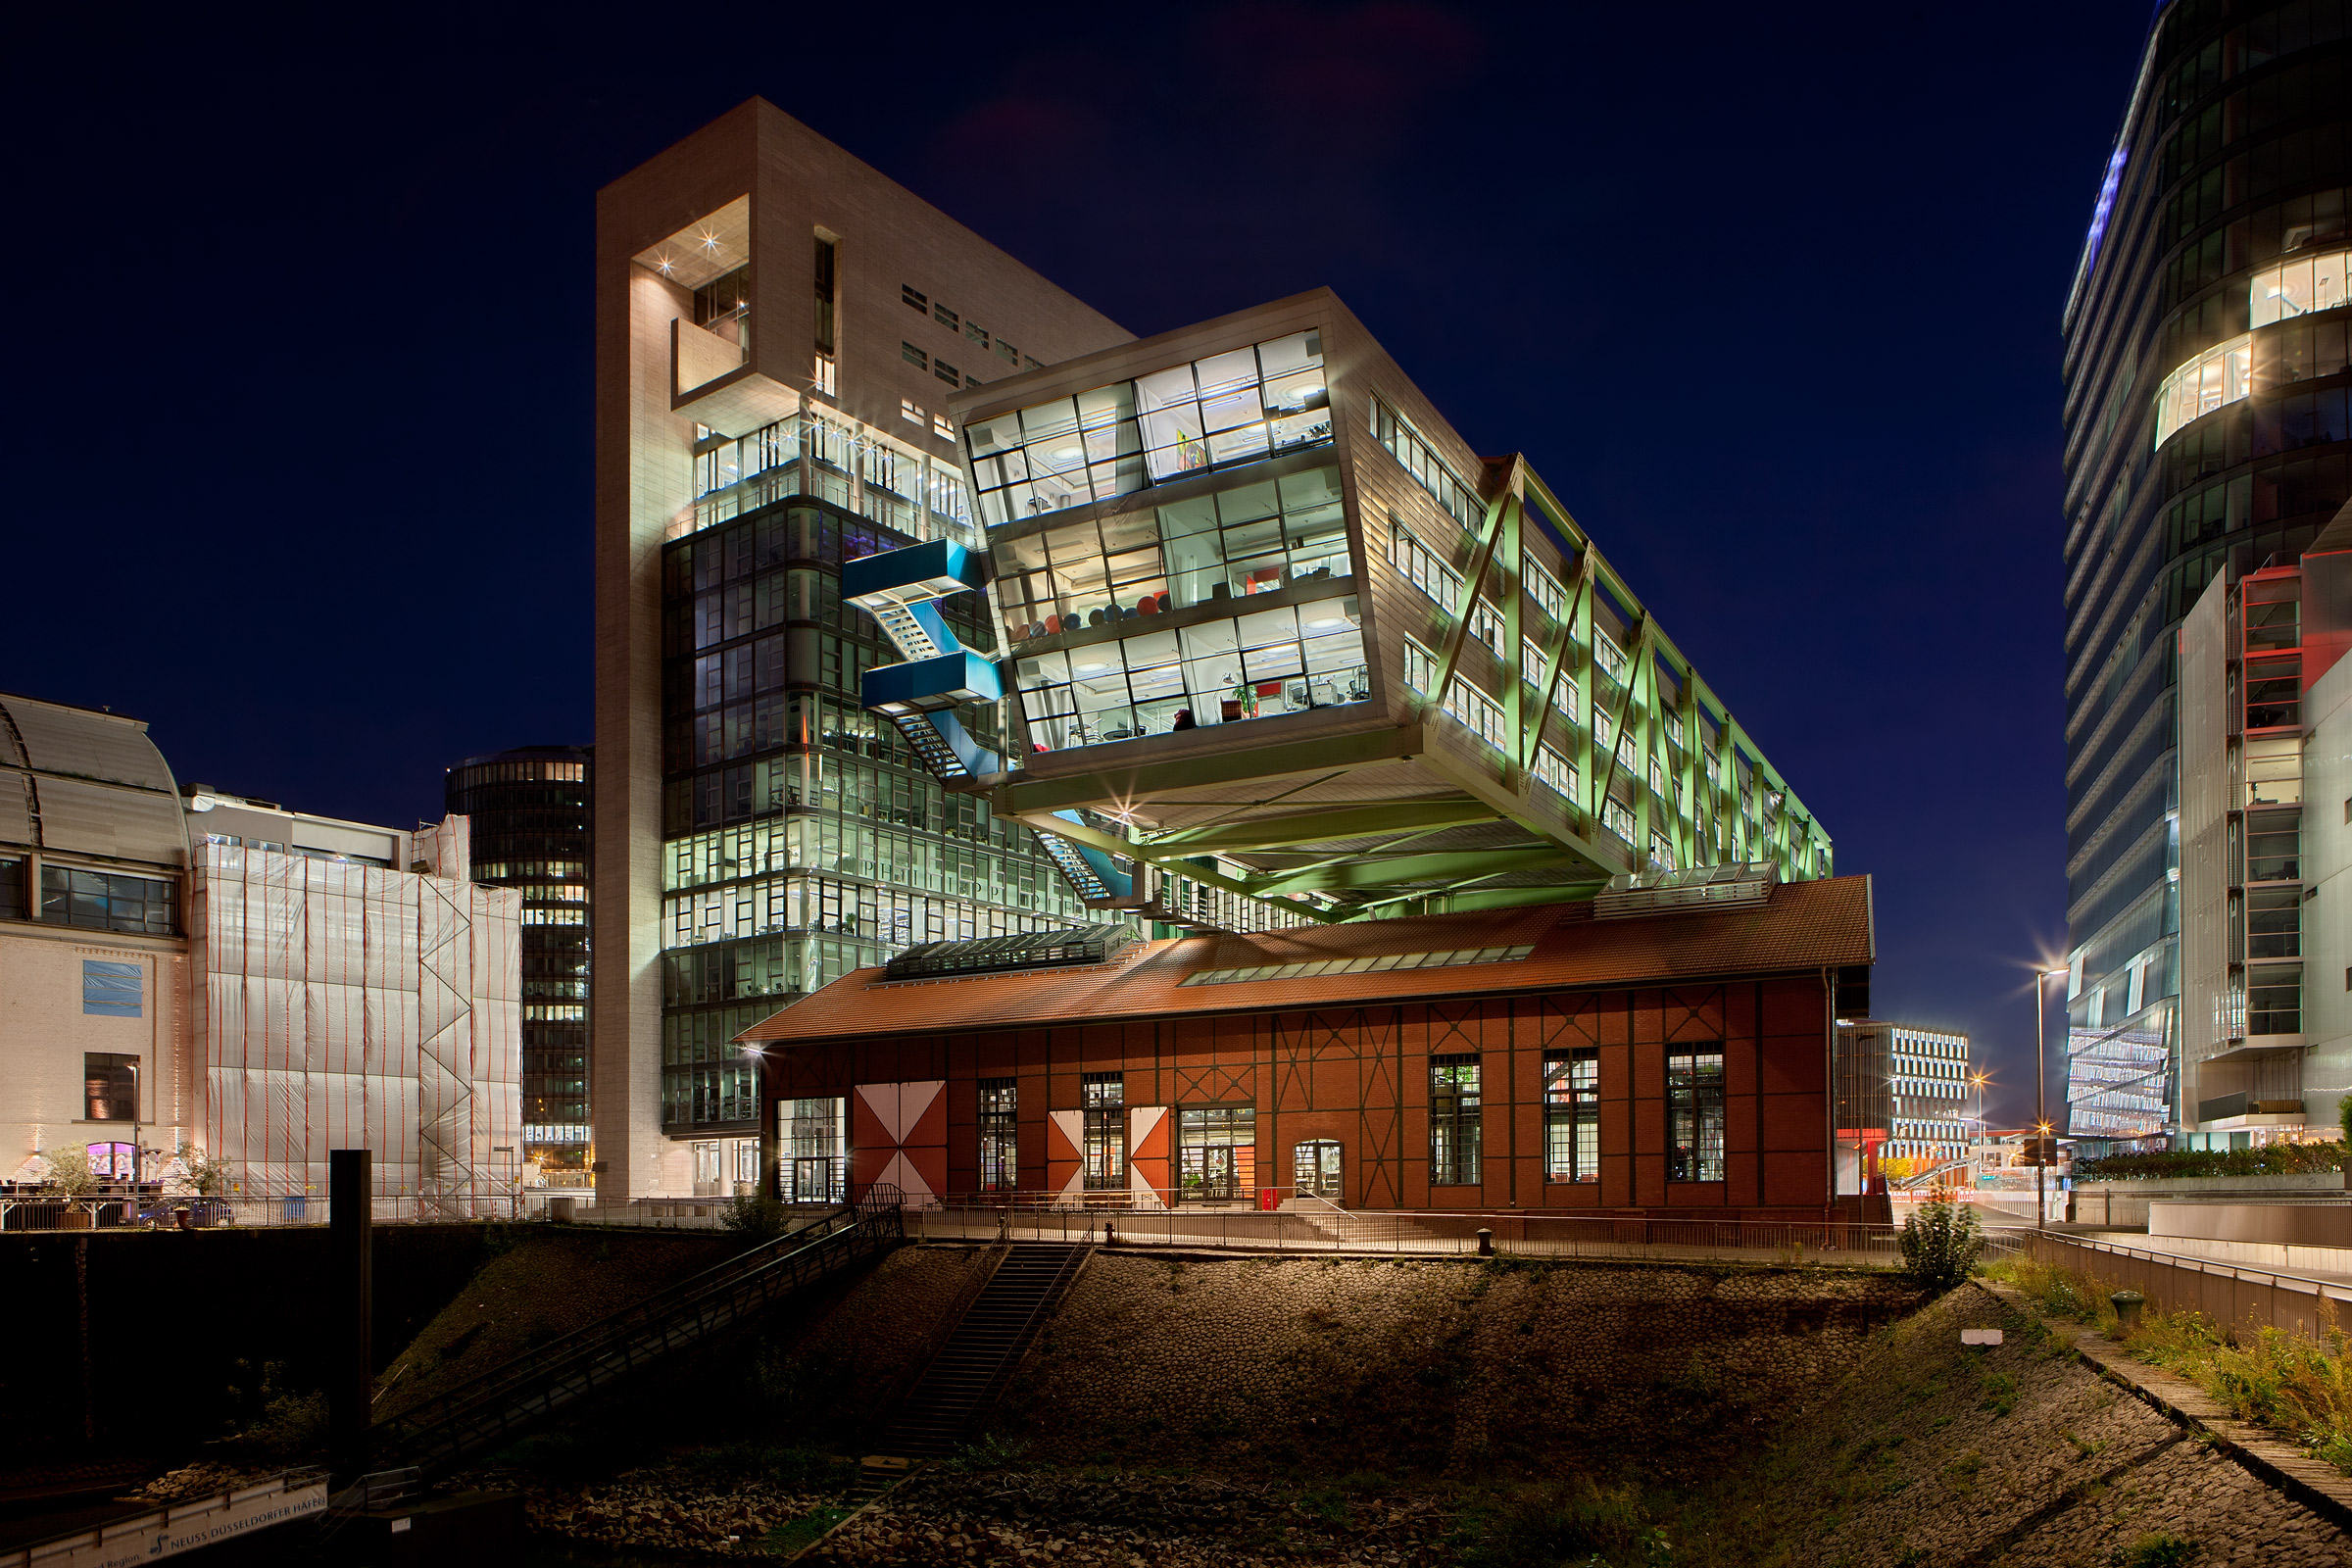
[994,724,1426,819]
[1143,799,1496,854]
[1010,810,1345,923]
[1246,844,1574,897]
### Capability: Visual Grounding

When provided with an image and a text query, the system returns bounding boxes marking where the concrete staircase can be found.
[862,1242,1092,1477]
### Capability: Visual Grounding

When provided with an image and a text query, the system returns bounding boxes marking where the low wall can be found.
[2028,1231,2352,1344]
[2152,1200,2352,1246]
[2069,1170,2345,1229]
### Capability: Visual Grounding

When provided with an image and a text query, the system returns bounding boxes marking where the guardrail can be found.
[374,1186,905,1471]
[904,1200,2033,1264]
[2028,1230,2352,1345]
[0,1192,593,1231]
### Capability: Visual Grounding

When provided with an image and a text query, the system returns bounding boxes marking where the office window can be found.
[0,856,23,920]
[84,1053,138,1121]
[2250,246,2349,328]
[966,320,991,349]
[1526,559,1568,622]
[902,342,928,370]
[1430,1054,1481,1187]
[1544,1048,1599,1183]
[1082,1071,1124,1191]
[978,1076,1017,1192]
[2153,332,2253,448]
[812,354,837,397]
[902,398,925,425]
[965,331,1326,525]
[1369,397,1482,530]
[936,358,960,385]
[42,867,175,936]
[935,302,958,330]
[1390,522,1461,608]
[1533,745,1577,798]
[813,237,837,355]
[2249,967,2303,1035]
[83,960,141,1016]
[1667,1049,1727,1182]
[902,283,927,312]
[998,340,1020,365]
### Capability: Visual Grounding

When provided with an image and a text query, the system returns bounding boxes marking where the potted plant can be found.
[40,1145,101,1229]
[1222,680,1259,724]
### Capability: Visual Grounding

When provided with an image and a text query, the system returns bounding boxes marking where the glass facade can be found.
[658,486,1098,1137]
[447,747,593,1176]
[2062,1,2352,1144]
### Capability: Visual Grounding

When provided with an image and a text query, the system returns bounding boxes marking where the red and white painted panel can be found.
[851,1080,947,1203]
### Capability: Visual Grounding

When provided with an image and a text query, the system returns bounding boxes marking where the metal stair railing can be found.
[957,1243,1094,1424]
[376,1187,905,1470]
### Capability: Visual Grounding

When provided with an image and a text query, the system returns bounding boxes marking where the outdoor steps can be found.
[1277,1200,1437,1250]
[869,1242,1092,1462]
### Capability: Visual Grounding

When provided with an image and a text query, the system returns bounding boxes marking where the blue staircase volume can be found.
[846,541,1120,903]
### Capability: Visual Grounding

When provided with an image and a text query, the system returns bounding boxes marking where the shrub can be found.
[1897,1189,1983,1292]
[39,1146,101,1198]
[1455,1477,1672,1567]
[722,1192,793,1241]
[2074,1141,2346,1182]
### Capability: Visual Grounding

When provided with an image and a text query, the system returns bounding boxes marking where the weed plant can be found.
[1988,1257,2352,1471]
[1896,1190,1983,1292]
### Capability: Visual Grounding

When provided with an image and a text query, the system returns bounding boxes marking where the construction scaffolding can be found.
[193,821,522,1212]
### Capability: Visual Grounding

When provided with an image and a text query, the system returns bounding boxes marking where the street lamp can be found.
[2034,967,2068,1230]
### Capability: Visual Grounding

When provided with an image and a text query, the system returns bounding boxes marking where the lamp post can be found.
[2035,967,2068,1230]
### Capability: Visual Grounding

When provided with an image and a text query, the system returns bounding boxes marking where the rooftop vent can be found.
[1592,862,1778,920]
[883,923,1142,982]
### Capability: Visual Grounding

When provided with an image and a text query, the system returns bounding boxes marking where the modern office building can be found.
[1,690,521,1203]
[1836,1020,1976,1166]
[593,101,1147,1200]
[854,287,1835,931]
[2062,1,2352,1145]
[2168,507,2352,1148]
[446,746,592,1183]
[746,872,1874,1216]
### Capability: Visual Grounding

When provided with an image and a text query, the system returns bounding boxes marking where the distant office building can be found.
[2062,2,2352,1143]
[2170,510,2352,1149]
[0,689,521,1202]
[593,101,1145,1200]
[447,747,592,1183]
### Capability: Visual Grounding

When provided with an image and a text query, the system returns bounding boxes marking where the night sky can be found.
[2,4,2154,1127]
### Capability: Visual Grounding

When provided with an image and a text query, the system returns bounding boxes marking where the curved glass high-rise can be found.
[446,745,592,1179]
[2063,1,2352,1144]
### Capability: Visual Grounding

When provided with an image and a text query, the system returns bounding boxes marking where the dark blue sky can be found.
[2,3,2151,1125]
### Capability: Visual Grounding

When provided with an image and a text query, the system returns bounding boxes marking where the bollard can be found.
[1476,1227,1494,1257]
[2110,1289,2146,1333]
[1103,1219,1117,1247]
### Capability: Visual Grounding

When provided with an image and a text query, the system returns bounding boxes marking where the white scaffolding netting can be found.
[193,827,521,1212]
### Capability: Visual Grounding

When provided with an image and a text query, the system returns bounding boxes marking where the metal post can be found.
[330,1149,372,1486]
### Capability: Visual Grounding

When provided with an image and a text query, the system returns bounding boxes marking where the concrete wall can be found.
[2030,1230,2352,1345]
[0,922,191,1179]
[2069,1169,2344,1228]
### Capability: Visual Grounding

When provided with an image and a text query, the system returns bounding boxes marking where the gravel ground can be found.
[802,1469,1452,1567]
[1776,1282,2352,1566]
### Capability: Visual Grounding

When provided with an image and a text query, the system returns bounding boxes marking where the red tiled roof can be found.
[740,875,1873,1046]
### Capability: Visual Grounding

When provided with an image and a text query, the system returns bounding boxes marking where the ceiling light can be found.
[700,229,721,251]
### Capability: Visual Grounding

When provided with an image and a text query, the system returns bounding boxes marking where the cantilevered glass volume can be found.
[849,290,1833,928]
[2060,1,2352,1146]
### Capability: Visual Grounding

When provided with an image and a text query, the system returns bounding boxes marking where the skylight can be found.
[1181,945,1535,988]
[883,923,1141,982]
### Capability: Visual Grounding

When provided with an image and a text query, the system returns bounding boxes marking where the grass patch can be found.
[1988,1257,2352,1473]
[763,1506,851,1554]
[2112,1533,2195,1568]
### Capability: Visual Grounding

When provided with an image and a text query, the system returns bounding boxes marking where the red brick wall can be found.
[762,974,1834,1216]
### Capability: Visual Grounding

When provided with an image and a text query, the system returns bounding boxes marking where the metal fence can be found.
[905,1195,2034,1266]
[0,1192,540,1231]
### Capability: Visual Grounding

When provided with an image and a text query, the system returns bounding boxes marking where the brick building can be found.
[743,871,1872,1217]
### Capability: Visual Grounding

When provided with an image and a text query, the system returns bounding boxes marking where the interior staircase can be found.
[859,1241,1092,1484]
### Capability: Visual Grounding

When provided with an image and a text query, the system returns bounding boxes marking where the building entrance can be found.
[1294,1140,1341,1200]
[1176,1105,1256,1201]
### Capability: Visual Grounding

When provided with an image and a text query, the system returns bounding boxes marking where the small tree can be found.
[176,1144,230,1197]
[1899,1186,1984,1293]
[38,1146,101,1199]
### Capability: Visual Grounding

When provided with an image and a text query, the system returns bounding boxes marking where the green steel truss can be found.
[980,454,1829,926]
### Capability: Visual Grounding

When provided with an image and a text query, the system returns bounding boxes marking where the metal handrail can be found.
[377,1186,904,1468]
[965,1242,1091,1417]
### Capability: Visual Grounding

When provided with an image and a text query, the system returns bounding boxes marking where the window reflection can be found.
[1014,598,1369,751]
[995,466,1348,642]
[967,332,1330,525]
